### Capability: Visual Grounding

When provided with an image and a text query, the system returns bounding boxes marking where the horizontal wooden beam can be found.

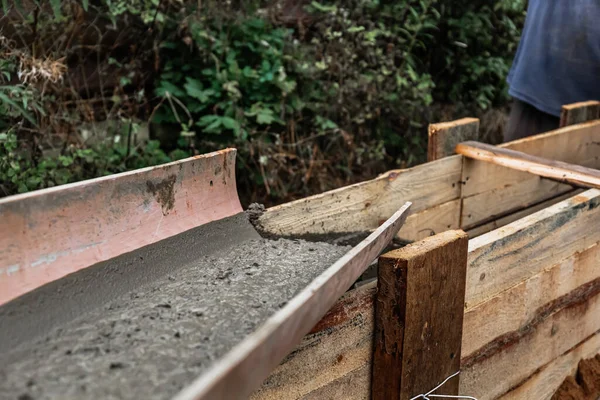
[456,141,600,190]
[466,189,600,308]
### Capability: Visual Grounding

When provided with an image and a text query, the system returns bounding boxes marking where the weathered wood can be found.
[428,118,480,161]
[466,189,600,308]
[0,149,242,305]
[253,190,600,399]
[257,156,463,237]
[175,203,411,400]
[456,141,600,190]
[463,241,600,359]
[461,178,570,230]
[259,120,600,244]
[461,288,600,400]
[461,120,600,198]
[498,332,600,400]
[251,281,376,400]
[372,231,468,400]
[560,100,600,128]
[398,199,461,241]
[465,189,581,237]
[552,354,600,400]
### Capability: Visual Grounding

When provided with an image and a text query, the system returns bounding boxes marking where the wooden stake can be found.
[372,230,468,400]
[560,100,600,128]
[456,141,600,189]
[428,118,479,161]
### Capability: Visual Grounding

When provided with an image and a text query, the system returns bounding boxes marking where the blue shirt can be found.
[508,0,600,116]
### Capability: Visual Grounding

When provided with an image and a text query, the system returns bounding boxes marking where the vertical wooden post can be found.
[372,230,468,400]
[560,101,600,127]
[428,118,480,161]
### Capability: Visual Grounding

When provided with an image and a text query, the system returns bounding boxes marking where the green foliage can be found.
[0,0,526,203]
[0,130,189,196]
[153,15,304,142]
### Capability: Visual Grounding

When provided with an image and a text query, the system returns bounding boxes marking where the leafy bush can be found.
[0,0,526,205]
[0,130,189,196]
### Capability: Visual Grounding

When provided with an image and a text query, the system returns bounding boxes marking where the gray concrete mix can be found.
[0,214,349,400]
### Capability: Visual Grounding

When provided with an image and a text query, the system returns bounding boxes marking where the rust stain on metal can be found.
[146,174,177,215]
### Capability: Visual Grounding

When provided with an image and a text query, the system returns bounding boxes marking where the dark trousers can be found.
[504,99,560,143]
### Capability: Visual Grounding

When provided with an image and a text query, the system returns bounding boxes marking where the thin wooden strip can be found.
[373,231,468,400]
[465,189,581,238]
[258,156,462,236]
[560,100,600,128]
[0,149,242,305]
[463,241,600,359]
[174,203,411,400]
[462,120,600,198]
[460,285,600,400]
[459,121,600,228]
[456,141,600,189]
[428,118,480,161]
[466,189,600,308]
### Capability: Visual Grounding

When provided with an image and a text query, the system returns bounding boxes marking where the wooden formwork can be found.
[1,101,600,400]
[252,101,600,400]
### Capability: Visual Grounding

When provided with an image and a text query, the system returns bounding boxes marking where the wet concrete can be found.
[0,214,349,400]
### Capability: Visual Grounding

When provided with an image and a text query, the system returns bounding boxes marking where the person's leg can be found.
[504,99,560,142]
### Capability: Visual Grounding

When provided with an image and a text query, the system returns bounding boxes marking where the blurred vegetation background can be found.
[0,0,526,206]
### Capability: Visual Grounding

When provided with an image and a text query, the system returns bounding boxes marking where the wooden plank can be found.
[456,141,600,189]
[253,191,600,399]
[257,156,462,236]
[259,121,600,243]
[0,149,242,305]
[428,118,480,161]
[560,100,600,128]
[466,189,600,308]
[461,120,600,199]
[461,287,600,400]
[372,231,468,400]
[251,282,376,400]
[398,199,461,241]
[463,241,600,359]
[461,177,571,230]
[174,203,411,400]
[498,332,600,400]
[465,189,581,237]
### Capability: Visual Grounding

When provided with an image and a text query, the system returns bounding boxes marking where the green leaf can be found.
[82,0,88,11]
[155,80,185,98]
[184,78,214,103]
[50,0,62,18]
[221,117,240,134]
[0,92,37,125]
[309,1,337,13]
